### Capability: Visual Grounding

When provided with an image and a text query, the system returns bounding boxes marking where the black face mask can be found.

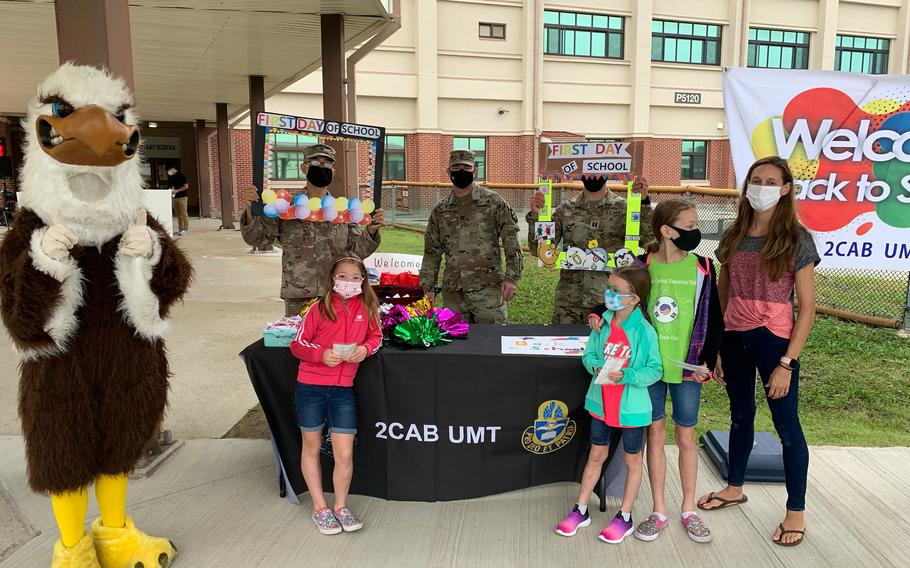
[669,226,702,252]
[306,165,333,188]
[581,175,607,192]
[450,170,474,189]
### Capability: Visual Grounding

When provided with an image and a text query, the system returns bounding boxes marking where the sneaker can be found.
[312,508,342,535]
[555,505,591,537]
[179,229,188,236]
[598,512,634,544]
[634,512,669,541]
[334,507,364,532]
[682,512,712,543]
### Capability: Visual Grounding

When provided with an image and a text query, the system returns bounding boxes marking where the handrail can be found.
[382,180,740,197]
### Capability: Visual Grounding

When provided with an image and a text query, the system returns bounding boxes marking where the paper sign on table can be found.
[501,336,588,357]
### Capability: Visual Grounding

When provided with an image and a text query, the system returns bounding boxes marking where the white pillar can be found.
[415,0,438,132]
[629,0,653,137]
[816,0,839,70]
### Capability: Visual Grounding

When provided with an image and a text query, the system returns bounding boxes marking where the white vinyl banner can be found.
[723,68,910,270]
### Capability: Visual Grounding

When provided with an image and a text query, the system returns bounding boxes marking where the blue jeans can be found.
[295,383,357,435]
[590,417,645,454]
[648,380,703,427]
[722,328,809,511]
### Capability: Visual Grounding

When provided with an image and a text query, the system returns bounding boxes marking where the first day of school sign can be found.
[724,68,910,270]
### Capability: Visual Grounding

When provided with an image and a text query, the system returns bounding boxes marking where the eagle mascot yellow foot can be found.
[92,517,176,568]
[51,533,101,568]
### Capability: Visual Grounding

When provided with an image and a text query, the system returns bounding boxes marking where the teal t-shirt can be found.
[648,254,697,384]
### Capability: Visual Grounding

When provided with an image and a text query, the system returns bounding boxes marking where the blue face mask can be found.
[604,288,635,311]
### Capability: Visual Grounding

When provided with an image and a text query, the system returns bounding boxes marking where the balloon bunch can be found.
[260,189,376,224]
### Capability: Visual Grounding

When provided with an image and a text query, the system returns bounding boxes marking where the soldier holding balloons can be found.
[241,144,384,316]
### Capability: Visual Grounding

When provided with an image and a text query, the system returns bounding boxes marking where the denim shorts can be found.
[590,418,645,454]
[648,380,703,428]
[295,383,357,435]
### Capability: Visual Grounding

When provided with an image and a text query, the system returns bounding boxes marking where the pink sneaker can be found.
[682,512,712,543]
[599,511,634,544]
[555,505,591,537]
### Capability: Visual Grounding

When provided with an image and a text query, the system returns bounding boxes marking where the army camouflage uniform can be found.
[420,184,524,324]
[527,191,653,324]
[241,214,380,316]
[242,143,380,316]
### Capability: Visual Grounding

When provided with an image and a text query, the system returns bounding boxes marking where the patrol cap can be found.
[449,149,476,167]
[303,144,336,162]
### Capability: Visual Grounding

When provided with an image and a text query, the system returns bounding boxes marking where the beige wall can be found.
[267,0,910,140]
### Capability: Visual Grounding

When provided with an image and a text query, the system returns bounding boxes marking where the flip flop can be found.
[697,492,749,511]
[773,523,806,547]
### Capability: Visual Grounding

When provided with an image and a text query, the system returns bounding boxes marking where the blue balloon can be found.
[263,204,279,218]
[321,195,335,210]
[348,198,362,211]
[294,193,309,208]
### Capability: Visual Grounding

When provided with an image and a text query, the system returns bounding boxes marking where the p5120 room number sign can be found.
[675,92,702,104]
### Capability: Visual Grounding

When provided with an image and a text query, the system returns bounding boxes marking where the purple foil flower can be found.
[382,304,412,331]
[431,308,469,339]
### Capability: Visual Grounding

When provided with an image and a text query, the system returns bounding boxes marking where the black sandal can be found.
[773,523,806,547]
[697,491,749,511]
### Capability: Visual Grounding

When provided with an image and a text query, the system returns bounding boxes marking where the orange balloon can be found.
[275,190,292,202]
[332,214,345,224]
[279,205,296,220]
[360,213,372,226]
[341,210,351,223]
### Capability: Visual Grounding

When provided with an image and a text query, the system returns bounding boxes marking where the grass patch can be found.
[378,228,910,447]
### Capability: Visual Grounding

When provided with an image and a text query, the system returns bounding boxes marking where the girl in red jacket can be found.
[290,253,382,535]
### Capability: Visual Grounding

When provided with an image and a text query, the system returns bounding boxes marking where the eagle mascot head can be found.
[19,62,143,246]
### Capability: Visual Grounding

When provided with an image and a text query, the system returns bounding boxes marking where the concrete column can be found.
[54,0,135,91]
[816,0,839,70]
[321,13,356,198]
[896,0,910,74]
[216,103,235,229]
[629,0,653,137]
[415,0,439,132]
[727,0,749,68]
[195,119,212,218]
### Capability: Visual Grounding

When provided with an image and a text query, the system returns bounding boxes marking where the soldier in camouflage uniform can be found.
[419,149,524,324]
[241,144,384,316]
[527,174,653,324]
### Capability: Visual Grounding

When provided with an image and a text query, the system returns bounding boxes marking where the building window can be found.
[452,137,486,180]
[681,140,707,180]
[836,35,890,74]
[748,28,809,69]
[651,20,721,65]
[479,22,506,40]
[543,10,624,59]
[383,135,406,181]
[268,133,319,180]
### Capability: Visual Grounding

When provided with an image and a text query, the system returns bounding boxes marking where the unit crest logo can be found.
[521,400,576,455]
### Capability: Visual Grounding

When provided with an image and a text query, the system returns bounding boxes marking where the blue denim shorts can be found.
[295,383,357,435]
[648,380,703,427]
[590,418,645,454]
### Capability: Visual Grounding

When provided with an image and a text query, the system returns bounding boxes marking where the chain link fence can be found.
[382,181,910,329]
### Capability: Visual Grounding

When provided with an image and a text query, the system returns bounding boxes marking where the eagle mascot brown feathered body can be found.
[0,63,192,568]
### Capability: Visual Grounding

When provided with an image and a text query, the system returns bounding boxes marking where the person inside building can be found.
[419,149,523,324]
[527,174,652,324]
[241,144,384,317]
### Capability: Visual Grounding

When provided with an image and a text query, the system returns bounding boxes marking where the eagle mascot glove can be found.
[0,63,192,568]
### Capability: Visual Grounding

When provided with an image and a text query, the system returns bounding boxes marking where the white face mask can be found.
[746,184,783,212]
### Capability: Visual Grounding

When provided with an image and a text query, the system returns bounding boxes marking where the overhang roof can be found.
[0,0,389,121]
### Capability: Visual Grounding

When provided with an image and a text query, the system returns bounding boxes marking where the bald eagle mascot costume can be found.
[0,64,192,568]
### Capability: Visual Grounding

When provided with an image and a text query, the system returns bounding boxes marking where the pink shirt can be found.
[723,231,819,339]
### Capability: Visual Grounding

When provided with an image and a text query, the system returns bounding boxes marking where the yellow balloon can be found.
[308,197,322,212]
[361,199,376,214]
[335,197,349,212]
[261,189,277,204]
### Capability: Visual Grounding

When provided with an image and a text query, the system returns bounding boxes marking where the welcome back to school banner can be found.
[724,68,910,271]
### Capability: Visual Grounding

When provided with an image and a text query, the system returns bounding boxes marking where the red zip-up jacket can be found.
[290,294,383,387]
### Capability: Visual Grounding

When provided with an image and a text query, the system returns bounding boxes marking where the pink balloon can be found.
[323,207,339,222]
[273,198,290,213]
[350,209,365,223]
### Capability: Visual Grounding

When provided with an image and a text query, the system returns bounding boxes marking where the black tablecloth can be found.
[241,324,624,503]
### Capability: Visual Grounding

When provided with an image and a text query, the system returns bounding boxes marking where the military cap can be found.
[304,144,336,162]
[449,149,476,167]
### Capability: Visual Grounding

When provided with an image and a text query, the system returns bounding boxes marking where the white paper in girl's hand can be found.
[333,343,356,357]
[594,357,627,384]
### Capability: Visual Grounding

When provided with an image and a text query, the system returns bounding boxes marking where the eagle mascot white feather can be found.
[0,63,192,568]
